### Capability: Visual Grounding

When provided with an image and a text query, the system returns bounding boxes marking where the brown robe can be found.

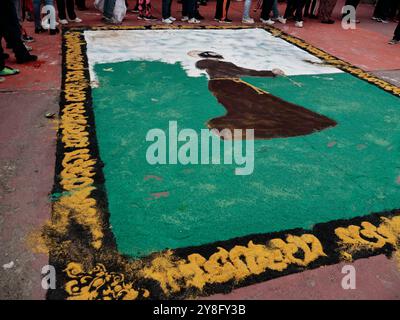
[195,59,337,140]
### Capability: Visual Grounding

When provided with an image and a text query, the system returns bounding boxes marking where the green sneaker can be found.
[0,66,20,76]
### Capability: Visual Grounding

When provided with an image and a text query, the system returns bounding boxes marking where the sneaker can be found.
[70,17,82,23]
[24,44,33,51]
[144,15,158,21]
[389,38,399,45]
[242,18,255,24]
[295,20,304,28]
[260,18,275,25]
[181,16,189,21]
[59,19,68,25]
[188,18,201,24]
[102,16,121,24]
[169,16,176,21]
[21,34,34,43]
[0,66,20,76]
[219,18,232,23]
[195,13,204,20]
[380,19,389,24]
[162,18,173,24]
[371,16,379,21]
[129,8,139,14]
[277,16,286,24]
[16,54,38,64]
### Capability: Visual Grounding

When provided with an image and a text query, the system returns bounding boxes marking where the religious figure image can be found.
[191,51,337,139]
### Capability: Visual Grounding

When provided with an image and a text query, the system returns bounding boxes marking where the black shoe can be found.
[16,54,38,64]
[321,19,335,24]
[22,34,35,43]
[49,28,60,35]
[195,13,204,20]
[35,26,47,34]
[219,18,232,23]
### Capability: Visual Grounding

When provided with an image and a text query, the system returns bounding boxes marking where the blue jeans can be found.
[33,0,55,28]
[242,0,252,20]
[272,0,279,18]
[103,0,116,19]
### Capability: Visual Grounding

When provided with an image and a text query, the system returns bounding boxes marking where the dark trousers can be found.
[394,22,400,41]
[0,42,5,70]
[284,0,306,22]
[76,0,86,9]
[215,0,230,20]
[373,0,391,20]
[0,0,29,61]
[162,0,172,18]
[345,0,360,9]
[304,0,317,16]
[318,0,338,20]
[182,0,196,18]
[261,0,274,20]
[56,0,77,20]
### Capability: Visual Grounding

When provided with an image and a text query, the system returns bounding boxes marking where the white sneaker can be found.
[295,20,304,28]
[188,18,200,24]
[169,16,176,21]
[181,16,189,21]
[242,18,255,24]
[260,18,275,25]
[277,16,286,24]
[162,18,173,24]
[59,19,68,25]
[71,17,82,23]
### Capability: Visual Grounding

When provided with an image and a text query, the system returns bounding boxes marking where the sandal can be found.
[0,66,20,76]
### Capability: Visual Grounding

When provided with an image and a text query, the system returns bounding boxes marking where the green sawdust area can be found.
[91,60,400,259]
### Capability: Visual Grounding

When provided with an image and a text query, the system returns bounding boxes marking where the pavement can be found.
[0,0,399,300]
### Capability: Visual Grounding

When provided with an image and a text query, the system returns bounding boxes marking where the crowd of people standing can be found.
[1,0,400,81]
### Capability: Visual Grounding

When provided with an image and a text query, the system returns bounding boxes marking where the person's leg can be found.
[66,0,77,20]
[13,0,23,23]
[261,0,274,20]
[144,0,152,17]
[243,0,252,20]
[304,0,311,16]
[215,0,223,19]
[395,21,400,39]
[284,0,295,18]
[33,0,42,28]
[294,0,305,21]
[182,0,188,16]
[345,0,360,9]
[0,40,5,71]
[1,0,36,62]
[162,0,171,18]
[272,0,279,18]
[221,0,230,20]
[103,0,116,19]
[56,0,67,20]
[319,0,337,21]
